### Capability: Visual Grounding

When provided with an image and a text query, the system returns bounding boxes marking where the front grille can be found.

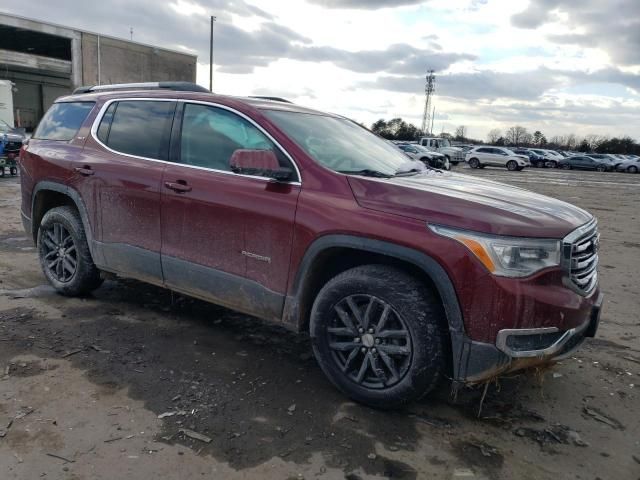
[564,220,599,295]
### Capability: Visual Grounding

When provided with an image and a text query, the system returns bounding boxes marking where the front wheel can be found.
[596,165,606,172]
[507,160,518,171]
[38,206,104,296]
[310,265,447,409]
[468,158,480,169]
[629,165,638,174]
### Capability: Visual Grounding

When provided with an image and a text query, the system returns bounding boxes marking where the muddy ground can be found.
[0,167,639,480]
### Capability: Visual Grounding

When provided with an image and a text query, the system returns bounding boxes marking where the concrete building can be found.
[0,12,198,130]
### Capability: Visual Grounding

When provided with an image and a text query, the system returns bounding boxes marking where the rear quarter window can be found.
[34,102,95,141]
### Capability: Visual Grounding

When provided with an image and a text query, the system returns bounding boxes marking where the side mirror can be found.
[229,149,293,181]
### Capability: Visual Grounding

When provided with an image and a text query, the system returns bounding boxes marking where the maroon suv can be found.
[19,82,602,408]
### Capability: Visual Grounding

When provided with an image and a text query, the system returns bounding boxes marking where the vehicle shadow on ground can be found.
[0,277,542,478]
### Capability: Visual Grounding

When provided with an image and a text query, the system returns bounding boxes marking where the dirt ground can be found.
[1,167,639,480]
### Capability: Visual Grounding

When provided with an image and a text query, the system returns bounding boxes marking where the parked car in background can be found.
[395,143,450,170]
[418,137,466,165]
[465,147,530,171]
[529,148,564,167]
[615,158,640,173]
[586,154,618,169]
[20,82,602,409]
[559,156,613,172]
[512,148,547,168]
[0,119,26,156]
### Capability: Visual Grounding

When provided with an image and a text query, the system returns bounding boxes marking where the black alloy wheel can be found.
[41,222,78,283]
[327,294,412,389]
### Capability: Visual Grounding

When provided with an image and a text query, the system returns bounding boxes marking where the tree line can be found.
[369,118,640,155]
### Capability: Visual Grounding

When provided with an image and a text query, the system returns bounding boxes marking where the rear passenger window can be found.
[97,100,175,160]
[179,103,294,176]
[34,102,94,141]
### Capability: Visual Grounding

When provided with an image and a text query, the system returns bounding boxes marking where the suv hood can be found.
[347,172,592,238]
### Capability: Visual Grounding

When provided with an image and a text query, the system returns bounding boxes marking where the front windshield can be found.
[264,110,413,175]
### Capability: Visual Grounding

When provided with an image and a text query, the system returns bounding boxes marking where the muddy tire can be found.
[507,160,518,171]
[468,158,480,169]
[37,206,103,296]
[310,265,447,409]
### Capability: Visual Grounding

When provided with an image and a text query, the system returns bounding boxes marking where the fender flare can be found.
[285,234,465,335]
[30,181,100,262]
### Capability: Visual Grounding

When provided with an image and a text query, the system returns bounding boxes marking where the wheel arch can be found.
[31,182,96,257]
[283,234,465,339]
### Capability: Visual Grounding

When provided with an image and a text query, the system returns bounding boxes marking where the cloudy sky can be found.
[5,0,640,140]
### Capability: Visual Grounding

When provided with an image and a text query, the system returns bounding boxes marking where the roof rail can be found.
[72,82,210,95]
[248,96,293,104]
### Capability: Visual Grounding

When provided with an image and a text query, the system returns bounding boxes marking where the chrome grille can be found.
[563,219,599,295]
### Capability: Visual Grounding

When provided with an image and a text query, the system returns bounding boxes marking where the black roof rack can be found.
[72,82,210,95]
[248,96,293,104]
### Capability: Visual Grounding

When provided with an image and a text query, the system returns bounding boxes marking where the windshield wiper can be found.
[394,168,423,177]
[338,169,393,178]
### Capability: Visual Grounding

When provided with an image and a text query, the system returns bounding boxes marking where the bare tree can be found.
[505,125,529,146]
[455,125,468,140]
[487,128,502,144]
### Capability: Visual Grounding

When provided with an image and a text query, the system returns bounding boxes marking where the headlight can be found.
[429,225,561,277]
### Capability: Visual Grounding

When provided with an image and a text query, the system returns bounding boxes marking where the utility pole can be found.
[421,70,436,136]
[431,106,435,136]
[209,15,216,92]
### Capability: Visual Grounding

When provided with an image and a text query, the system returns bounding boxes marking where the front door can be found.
[80,99,176,283]
[160,102,301,321]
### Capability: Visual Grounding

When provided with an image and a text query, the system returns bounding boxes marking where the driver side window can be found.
[179,103,294,177]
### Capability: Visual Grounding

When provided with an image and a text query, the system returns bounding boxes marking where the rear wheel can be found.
[310,265,447,409]
[561,163,571,170]
[468,158,480,169]
[38,206,103,296]
[506,160,518,171]
[628,165,638,174]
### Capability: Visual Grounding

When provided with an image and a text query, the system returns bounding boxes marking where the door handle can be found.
[74,166,94,176]
[164,181,192,193]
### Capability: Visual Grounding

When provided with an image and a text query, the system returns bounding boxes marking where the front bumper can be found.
[452,292,603,383]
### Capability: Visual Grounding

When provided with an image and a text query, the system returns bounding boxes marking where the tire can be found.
[37,206,103,296]
[10,167,17,176]
[506,160,518,171]
[596,165,606,172]
[468,158,480,169]
[547,160,558,168]
[310,265,447,409]
[628,166,638,174]
[561,163,571,170]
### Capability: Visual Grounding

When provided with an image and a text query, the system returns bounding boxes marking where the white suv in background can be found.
[466,147,530,171]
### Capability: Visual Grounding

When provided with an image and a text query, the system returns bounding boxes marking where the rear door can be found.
[160,101,301,321]
[80,99,176,283]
